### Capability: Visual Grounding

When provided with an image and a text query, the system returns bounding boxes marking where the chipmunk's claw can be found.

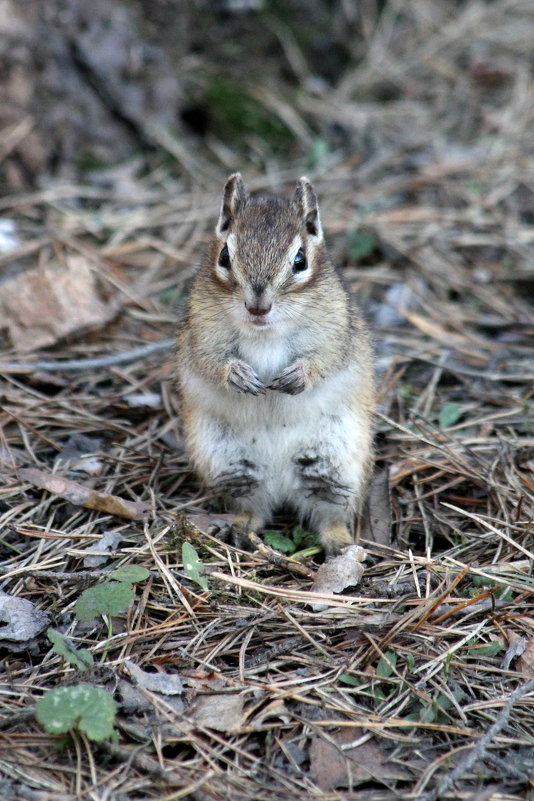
[269,362,306,395]
[227,360,266,395]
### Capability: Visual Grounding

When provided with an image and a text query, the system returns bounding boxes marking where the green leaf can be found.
[376,651,397,678]
[263,530,297,555]
[346,229,377,261]
[467,639,504,657]
[36,683,116,741]
[291,525,306,548]
[109,565,150,584]
[47,628,93,670]
[291,525,319,549]
[74,581,134,623]
[182,542,208,591]
[339,673,361,686]
[419,703,437,723]
[439,402,462,429]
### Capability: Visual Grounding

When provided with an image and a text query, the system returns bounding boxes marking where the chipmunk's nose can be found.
[246,284,272,316]
[246,302,272,316]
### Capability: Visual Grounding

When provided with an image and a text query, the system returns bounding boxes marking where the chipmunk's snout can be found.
[246,303,272,316]
[245,283,272,322]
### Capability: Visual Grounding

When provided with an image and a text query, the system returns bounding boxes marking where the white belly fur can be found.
[182,358,370,514]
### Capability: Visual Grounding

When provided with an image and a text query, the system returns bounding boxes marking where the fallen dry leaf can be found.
[55,433,104,475]
[117,679,153,714]
[309,726,412,790]
[0,590,50,651]
[124,660,184,695]
[181,668,229,692]
[310,545,367,611]
[187,693,245,733]
[19,467,150,520]
[503,631,534,677]
[517,638,534,677]
[502,631,527,671]
[0,255,117,351]
[83,531,122,568]
[187,513,236,532]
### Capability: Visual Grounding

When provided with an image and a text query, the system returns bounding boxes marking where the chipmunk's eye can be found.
[218,245,231,269]
[293,248,307,272]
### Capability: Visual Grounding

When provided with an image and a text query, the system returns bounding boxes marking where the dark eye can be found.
[293,248,307,272]
[218,245,231,269]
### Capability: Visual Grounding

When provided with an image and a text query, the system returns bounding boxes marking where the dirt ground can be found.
[1,2,534,800]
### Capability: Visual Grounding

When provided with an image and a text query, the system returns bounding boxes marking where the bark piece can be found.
[311,545,367,611]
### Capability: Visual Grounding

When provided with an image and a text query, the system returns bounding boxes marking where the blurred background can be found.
[3,0,533,194]
[2,0,533,353]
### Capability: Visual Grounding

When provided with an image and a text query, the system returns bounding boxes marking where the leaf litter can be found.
[1,2,534,798]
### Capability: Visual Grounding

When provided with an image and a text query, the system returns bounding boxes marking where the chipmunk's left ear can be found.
[216,173,247,237]
[293,177,323,240]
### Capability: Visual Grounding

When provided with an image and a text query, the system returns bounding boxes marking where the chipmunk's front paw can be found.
[227,360,266,395]
[269,362,306,395]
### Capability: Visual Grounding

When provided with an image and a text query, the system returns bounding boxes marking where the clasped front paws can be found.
[227,360,266,395]
[268,362,306,395]
[227,359,307,396]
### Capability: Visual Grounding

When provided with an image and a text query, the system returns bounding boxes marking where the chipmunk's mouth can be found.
[245,304,273,328]
[248,314,271,327]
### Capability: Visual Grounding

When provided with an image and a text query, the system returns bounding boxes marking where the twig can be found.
[419,679,534,801]
[245,531,315,579]
[0,339,174,373]
[244,635,304,669]
[15,568,149,583]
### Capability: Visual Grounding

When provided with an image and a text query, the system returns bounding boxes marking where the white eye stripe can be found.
[215,264,232,282]
[226,233,236,260]
[287,236,303,265]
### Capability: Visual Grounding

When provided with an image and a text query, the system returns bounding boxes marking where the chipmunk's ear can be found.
[216,173,247,236]
[293,177,323,240]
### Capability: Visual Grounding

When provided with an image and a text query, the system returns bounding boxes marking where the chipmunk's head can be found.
[210,173,327,331]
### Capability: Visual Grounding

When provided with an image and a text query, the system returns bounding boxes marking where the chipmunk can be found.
[176,173,375,554]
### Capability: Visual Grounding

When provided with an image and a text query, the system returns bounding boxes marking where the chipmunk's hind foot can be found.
[318,521,353,556]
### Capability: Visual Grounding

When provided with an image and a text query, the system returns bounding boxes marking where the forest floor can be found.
[1,2,534,800]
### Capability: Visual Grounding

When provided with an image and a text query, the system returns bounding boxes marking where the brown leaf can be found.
[310,545,366,611]
[309,726,412,790]
[187,513,236,532]
[188,694,245,733]
[0,255,117,351]
[360,467,392,545]
[19,467,150,520]
[517,638,534,677]
[181,668,229,692]
[504,631,534,677]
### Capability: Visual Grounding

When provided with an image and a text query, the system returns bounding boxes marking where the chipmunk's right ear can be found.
[216,173,247,236]
[293,177,323,241]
